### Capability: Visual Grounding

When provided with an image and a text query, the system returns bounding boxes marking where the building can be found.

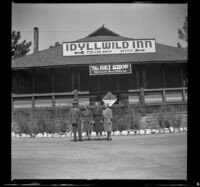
[12,25,187,112]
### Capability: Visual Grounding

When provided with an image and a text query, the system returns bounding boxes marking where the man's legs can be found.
[77,122,82,141]
[72,124,77,142]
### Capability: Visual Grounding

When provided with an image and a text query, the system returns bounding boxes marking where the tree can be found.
[177,17,187,48]
[49,42,62,48]
[11,31,32,59]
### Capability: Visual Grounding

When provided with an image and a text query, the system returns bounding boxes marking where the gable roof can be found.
[86,25,120,37]
[12,26,187,69]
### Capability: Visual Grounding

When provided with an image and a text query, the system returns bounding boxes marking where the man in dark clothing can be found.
[69,101,82,142]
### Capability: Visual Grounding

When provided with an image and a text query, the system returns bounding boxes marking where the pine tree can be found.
[177,17,187,48]
[11,31,32,59]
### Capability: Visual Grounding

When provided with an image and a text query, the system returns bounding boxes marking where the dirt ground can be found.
[11,133,187,179]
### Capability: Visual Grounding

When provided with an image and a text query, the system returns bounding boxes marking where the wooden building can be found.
[11,26,187,111]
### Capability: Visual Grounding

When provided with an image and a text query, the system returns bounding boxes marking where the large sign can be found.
[102,92,117,107]
[89,63,132,75]
[63,39,156,56]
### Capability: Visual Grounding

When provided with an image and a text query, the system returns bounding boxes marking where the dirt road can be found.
[12,133,187,179]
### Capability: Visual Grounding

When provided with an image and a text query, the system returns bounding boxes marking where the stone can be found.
[136,130,140,135]
[114,131,120,136]
[48,133,54,137]
[11,132,15,137]
[155,130,159,134]
[15,134,20,138]
[121,131,128,135]
[179,127,184,132]
[159,129,164,133]
[82,132,87,137]
[151,129,156,134]
[53,133,59,138]
[139,129,145,135]
[183,127,187,131]
[145,129,151,134]
[43,132,48,137]
[102,131,107,136]
[91,131,96,136]
[174,128,179,133]
[129,131,135,135]
[36,133,43,138]
[169,127,174,132]
[67,132,72,137]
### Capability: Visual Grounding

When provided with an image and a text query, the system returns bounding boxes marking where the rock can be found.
[91,132,96,136]
[155,130,159,134]
[169,127,174,132]
[145,129,151,134]
[136,130,140,135]
[179,127,184,132]
[53,133,59,138]
[43,132,48,137]
[61,134,66,138]
[82,132,87,137]
[183,127,187,131]
[15,134,20,138]
[129,131,135,135]
[11,132,15,137]
[36,133,43,138]
[102,131,107,136]
[159,129,164,133]
[21,133,26,138]
[66,132,72,137]
[139,129,145,135]
[48,133,54,137]
[121,131,128,135]
[114,131,120,136]
[151,129,156,134]
[174,128,179,133]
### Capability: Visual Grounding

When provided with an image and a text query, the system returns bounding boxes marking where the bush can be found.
[12,111,29,137]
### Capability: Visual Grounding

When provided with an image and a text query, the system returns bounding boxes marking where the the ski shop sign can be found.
[89,63,132,75]
[63,39,156,56]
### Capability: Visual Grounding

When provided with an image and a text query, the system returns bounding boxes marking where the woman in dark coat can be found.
[81,105,93,140]
[93,102,104,140]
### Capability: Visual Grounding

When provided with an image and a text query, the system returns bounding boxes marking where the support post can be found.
[52,68,55,109]
[32,68,35,109]
[139,87,145,114]
[162,64,166,88]
[78,67,80,91]
[71,67,74,91]
[136,67,139,89]
[142,65,147,89]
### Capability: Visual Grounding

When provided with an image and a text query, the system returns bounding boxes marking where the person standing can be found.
[93,101,104,140]
[103,103,113,141]
[69,101,82,142]
[81,105,93,140]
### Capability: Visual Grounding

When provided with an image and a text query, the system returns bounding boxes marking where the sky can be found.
[12,3,187,55]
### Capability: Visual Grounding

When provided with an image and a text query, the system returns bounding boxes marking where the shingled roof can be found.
[12,25,187,69]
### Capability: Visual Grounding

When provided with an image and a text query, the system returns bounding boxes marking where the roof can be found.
[12,25,187,69]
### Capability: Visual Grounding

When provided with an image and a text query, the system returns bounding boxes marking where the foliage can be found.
[12,111,29,137]
[11,31,32,59]
[49,42,62,48]
[177,16,187,48]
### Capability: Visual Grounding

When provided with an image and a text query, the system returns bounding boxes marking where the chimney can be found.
[33,27,39,53]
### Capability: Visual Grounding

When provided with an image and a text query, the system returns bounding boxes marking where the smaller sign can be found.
[102,92,117,107]
[90,63,132,75]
